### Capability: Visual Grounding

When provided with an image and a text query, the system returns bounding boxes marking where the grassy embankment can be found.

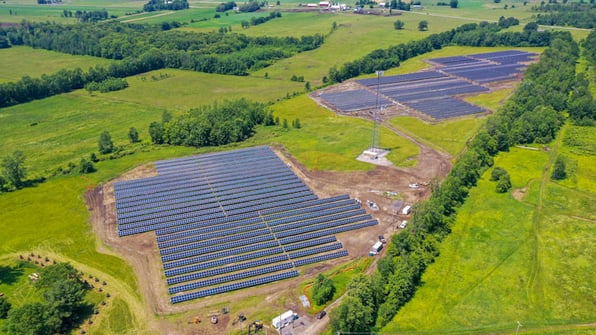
[382,123,596,334]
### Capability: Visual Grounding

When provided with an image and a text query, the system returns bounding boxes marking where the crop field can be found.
[383,133,596,334]
[0,46,114,83]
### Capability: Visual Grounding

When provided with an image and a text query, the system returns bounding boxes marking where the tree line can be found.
[143,0,189,12]
[532,2,596,28]
[0,21,324,108]
[326,20,557,83]
[330,30,593,333]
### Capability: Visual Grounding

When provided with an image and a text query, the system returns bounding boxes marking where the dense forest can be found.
[327,20,554,83]
[0,21,324,108]
[532,2,596,28]
[329,29,595,333]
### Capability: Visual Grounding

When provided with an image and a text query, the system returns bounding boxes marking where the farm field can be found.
[0,46,115,83]
[382,128,596,334]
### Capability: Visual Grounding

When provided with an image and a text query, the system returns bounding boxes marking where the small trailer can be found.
[272,310,297,329]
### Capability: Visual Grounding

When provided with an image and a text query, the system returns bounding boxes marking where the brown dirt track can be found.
[86,124,452,334]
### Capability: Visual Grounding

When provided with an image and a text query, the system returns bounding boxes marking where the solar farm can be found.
[317,50,537,119]
[113,146,377,304]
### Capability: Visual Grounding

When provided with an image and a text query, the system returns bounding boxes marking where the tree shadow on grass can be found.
[0,265,24,286]
[21,177,46,188]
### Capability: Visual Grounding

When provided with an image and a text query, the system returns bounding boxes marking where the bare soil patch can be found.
[512,187,528,202]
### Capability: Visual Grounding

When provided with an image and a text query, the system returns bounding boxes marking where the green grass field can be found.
[0,46,114,83]
[382,131,596,334]
[387,116,485,156]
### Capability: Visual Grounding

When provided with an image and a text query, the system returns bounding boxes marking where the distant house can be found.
[319,1,330,7]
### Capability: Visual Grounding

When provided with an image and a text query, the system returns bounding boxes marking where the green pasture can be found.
[249,13,475,84]
[0,46,114,83]
[0,1,143,23]
[383,135,596,334]
[558,125,596,193]
[387,116,485,156]
[92,69,304,111]
[0,68,304,177]
[0,94,170,177]
[465,87,515,111]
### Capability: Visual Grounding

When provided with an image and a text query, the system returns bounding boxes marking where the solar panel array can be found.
[319,89,393,112]
[317,50,536,119]
[433,50,537,84]
[113,146,377,303]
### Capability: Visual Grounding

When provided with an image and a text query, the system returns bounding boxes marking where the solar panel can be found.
[170,270,299,304]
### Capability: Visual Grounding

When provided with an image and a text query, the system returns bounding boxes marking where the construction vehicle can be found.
[248,320,263,334]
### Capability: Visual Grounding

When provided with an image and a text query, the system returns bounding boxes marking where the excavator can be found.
[247,320,263,335]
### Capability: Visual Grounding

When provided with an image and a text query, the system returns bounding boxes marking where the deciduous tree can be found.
[551,156,566,180]
[1,151,27,188]
[394,19,405,30]
[312,274,335,305]
[98,131,114,154]
[128,127,139,143]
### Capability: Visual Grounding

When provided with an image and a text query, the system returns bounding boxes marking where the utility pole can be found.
[370,70,383,152]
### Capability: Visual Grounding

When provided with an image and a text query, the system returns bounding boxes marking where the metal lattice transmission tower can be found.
[370,70,383,152]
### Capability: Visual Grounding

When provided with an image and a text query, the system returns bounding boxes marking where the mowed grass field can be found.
[382,126,596,334]
[0,46,114,83]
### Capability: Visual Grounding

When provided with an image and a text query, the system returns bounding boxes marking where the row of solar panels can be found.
[406,97,485,119]
[117,147,278,191]
[157,200,357,243]
[117,178,307,220]
[116,171,298,211]
[130,195,351,238]
[357,71,444,87]
[117,191,318,236]
[169,250,350,301]
[163,236,338,270]
[171,270,300,304]
[319,90,392,112]
[154,146,275,173]
[157,204,361,249]
[159,212,370,257]
[161,220,377,263]
[115,159,290,199]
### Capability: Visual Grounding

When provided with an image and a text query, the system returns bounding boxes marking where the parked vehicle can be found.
[272,310,298,329]
[316,310,327,319]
